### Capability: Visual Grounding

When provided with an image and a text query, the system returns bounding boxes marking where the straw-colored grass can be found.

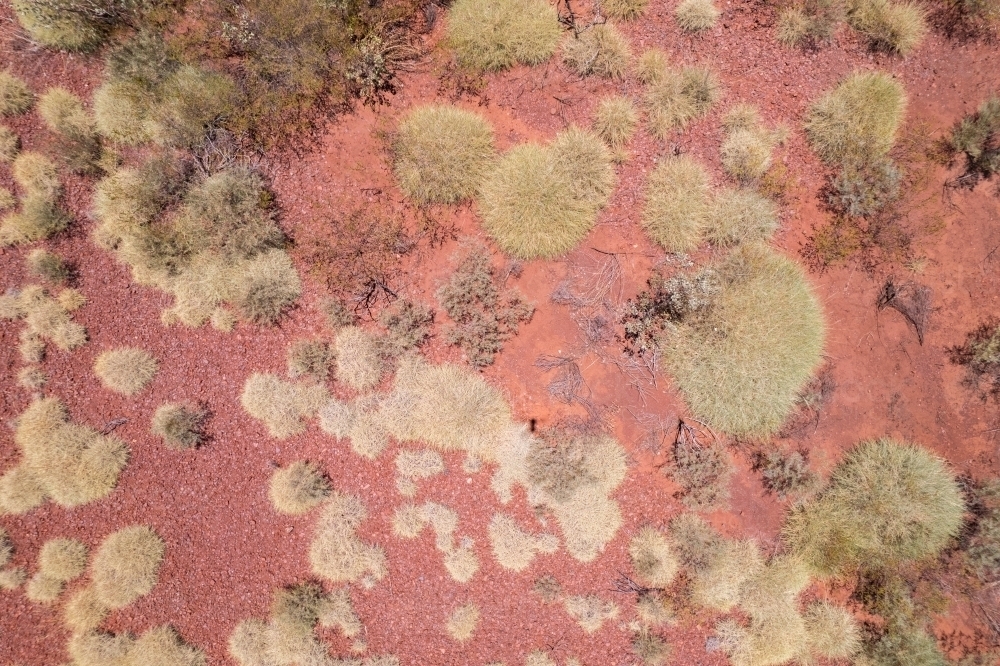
[805,71,907,165]
[39,537,87,582]
[0,195,69,246]
[603,0,650,19]
[319,395,392,459]
[286,339,333,382]
[269,461,331,515]
[633,628,670,665]
[636,49,670,84]
[92,525,165,609]
[13,152,60,198]
[593,96,639,154]
[0,464,47,515]
[637,591,675,626]
[562,24,632,80]
[94,348,158,396]
[675,0,721,32]
[446,0,562,72]
[446,603,480,642]
[7,285,88,353]
[229,618,271,666]
[659,244,825,437]
[13,397,128,509]
[68,630,135,666]
[27,248,70,284]
[488,513,559,571]
[394,105,496,204]
[640,155,712,252]
[739,555,811,620]
[479,126,615,259]
[564,595,620,633]
[334,326,386,392]
[721,129,774,182]
[309,491,388,585]
[644,66,720,138]
[0,566,27,590]
[392,503,428,539]
[445,543,480,583]
[151,403,207,450]
[629,527,679,588]
[0,527,11,568]
[318,587,362,637]
[26,572,63,603]
[13,0,112,51]
[38,87,100,173]
[17,366,47,390]
[784,438,964,575]
[691,539,764,611]
[849,0,927,55]
[0,126,19,162]
[424,501,459,553]
[0,186,14,209]
[395,449,445,497]
[149,65,237,148]
[715,609,808,666]
[240,373,329,439]
[93,81,153,145]
[804,600,861,659]
[0,70,33,116]
[130,625,206,666]
[706,188,779,247]
[64,586,110,634]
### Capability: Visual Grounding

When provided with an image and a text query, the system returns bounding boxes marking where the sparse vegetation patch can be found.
[151,403,208,449]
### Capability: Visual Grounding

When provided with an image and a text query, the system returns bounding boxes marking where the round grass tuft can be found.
[0,125,20,163]
[479,127,614,259]
[644,66,721,138]
[92,525,165,609]
[849,0,927,55]
[675,0,721,32]
[561,24,632,80]
[394,105,496,205]
[593,96,639,151]
[706,188,779,247]
[721,128,773,182]
[93,348,158,396]
[602,0,650,20]
[0,70,33,116]
[270,461,332,515]
[39,537,88,582]
[446,0,562,72]
[640,155,712,253]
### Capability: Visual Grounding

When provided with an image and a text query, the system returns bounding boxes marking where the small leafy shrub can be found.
[436,249,534,367]
[950,94,999,187]
[670,433,731,510]
[38,87,101,173]
[644,66,720,138]
[561,24,632,80]
[478,126,615,259]
[393,105,496,204]
[777,0,844,46]
[622,267,720,355]
[784,438,965,575]
[806,71,907,166]
[707,188,779,247]
[675,0,720,32]
[828,158,902,217]
[640,155,712,253]
[602,0,650,20]
[593,96,638,153]
[94,347,159,395]
[848,0,927,55]
[0,126,20,163]
[949,318,1000,400]
[151,403,208,449]
[287,340,333,382]
[752,449,816,498]
[446,0,562,72]
[379,298,434,354]
[0,70,33,116]
[26,249,70,284]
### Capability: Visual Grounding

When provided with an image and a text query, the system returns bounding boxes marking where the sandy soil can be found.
[2,1,1000,664]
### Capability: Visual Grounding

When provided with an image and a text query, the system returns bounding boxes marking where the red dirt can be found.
[2,1,1000,665]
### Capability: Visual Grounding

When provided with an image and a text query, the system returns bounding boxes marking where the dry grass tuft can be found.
[848,0,927,55]
[641,155,712,252]
[446,603,480,642]
[804,600,861,659]
[38,87,100,174]
[0,527,11,568]
[64,586,110,634]
[391,502,428,539]
[488,513,559,571]
[0,566,27,590]
[39,537,87,582]
[241,373,329,439]
[784,437,964,575]
[130,625,206,666]
[17,366,47,390]
[151,403,208,450]
[707,189,779,247]
[644,66,720,138]
[318,587,362,637]
[0,464,48,514]
[309,491,388,585]
[691,539,764,611]
[564,594,620,633]
[0,126,20,162]
[446,0,562,72]
[270,461,331,515]
[721,130,773,182]
[27,248,70,284]
[335,327,386,392]
[68,630,135,666]
[715,611,808,666]
[806,71,907,166]
[444,543,480,583]
[1,286,87,359]
[92,525,165,609]
[636,49,670,84]
[629,527,679,587]
[13,152,59,198]
[319,395,392,459]
[562,24,632,80]
[526,651,558,666]
[603,0,650,19]
[395,449,445,497]
[633,628,671,665]
[479,126,615,259]
[394,105,496,204]
[0,186,14,209]
[286,339,333,383]
[0,70,33,116]
[94,347,158,396]
[26,572,63,603]
[675,0,721,32]
[637,590,675,626]
[594,96,639,154]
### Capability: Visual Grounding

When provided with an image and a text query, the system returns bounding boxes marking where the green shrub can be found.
[602,0,650,20]
[848,0,927,55]
[669,435,731,510]
[706,188,779,247]
[447,0,561,72]
[806,71,907,165]
[640,155,711,252]
[656,244,825,437]
[12,0,113,51]
[561,24,632,80]
[436,249,533,367]
[828,158,902,218]
[784,438,965,575]
[622,267,720,355]
[27,249,71,284]
[950,94,1000,186]
[479,126,615,259]
[675,0,720,32]
[0,126,19,163]
[38,87,102,174]
[644,66,720,138]
[0,70,33,116]
[151,403,207,449]
[593,96,638,153]
[379,298,434,354]
[393,105,496,204]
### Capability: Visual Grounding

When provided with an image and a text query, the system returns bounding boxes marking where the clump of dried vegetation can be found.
[777,0,927,54]
[94,347,159,396]
[446,0,562,72]
[561,24,632,80]
[641,155,712,253]
[593,95,639,157]
[668,425,732,510]
[948,94,999,189]
[1,152,69,247]
[675,0,720,32]
[151,403,208,449]
[241,373,329,439]
[269,461,331,515]
[309,491,388,587]
[639,54,720,138]
[0,284,87,359]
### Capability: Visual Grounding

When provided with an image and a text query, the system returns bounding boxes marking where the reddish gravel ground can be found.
[2,1,1000,665]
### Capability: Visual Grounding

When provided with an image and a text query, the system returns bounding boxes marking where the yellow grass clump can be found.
[269,461,331,515]
[17,366,47,390]
[319,395,391,459]
[0,70,33,116]
[94,347,158,396]
[636,49,670,84]
[389,501,479,582]
[287,339,333,382]
[444,543,480,583]
[446,603,480,642]
[309,491,388,586]
[92,525,165,609]
[675,0,720,32]
[804,600,862,659]
[39,537,88,582]
[335,326,386,391]
[64,586,110,634]
[644,66,720,138]
[394,105,496,204]
[38,87,101,174]
[629,527,679,588]
[707,188,779,247]
[562,24,632,80]
[318,588,362,638]
[602,0,650,20]
[129,625,207,666]
[446,0,562,72]
[805,71,907,166]
[564,595,620,633]
[26,571,64,603]
[593,96,639,156]
[67,630,135,666]
[0,566,27,590]
[151,403,207,450]
[27,248,70,284]
[1,152,68,246]
[691,539,764,611]
[848,0,927,55]
[659,244,825,437]
[720,106,783,183]
[641,155,712,252]
[479,126,615,259]
[13,151,59,197]
[0,125,20,162]
[1,285,88,354]
[0,464,48,515]
[488,513,559,571]
[0,186,14,209]
[715,611,808,666]
[395,449,445,497]
[241,373,329,439]
[392,503,428,539]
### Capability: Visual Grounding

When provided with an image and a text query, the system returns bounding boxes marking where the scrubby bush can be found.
[784,438,964,575]
[848,0,927,55]
[436,249,533,367]
[964,479,1000,580]
[38,87,101,173]
[26,249,71,284]
[151,403,208,449]
[0,126,20,162]
[447,0,562,72]
[629,527,679,587]
[707,188,779,247]
[479,127,615,259]
[379,298,434,354]
[752,449,816,498]
[561,24,632,80]
[151,66,238,148]
[640,155,712,253]
[622,268,721,355]
[806,71,907,166]
[593,96,638,153]
[603,0,650,20]
[94,347,158,395]
[394,105,496,204]
[270,461,331,515]
[644,66,720,138]
[675,0,720,32]
[287,340,333,382]
[670,435,731,510]
[950,94,999,187]
[0,70,33,116]
[949,318,1000,400]
[828,158,902,217]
